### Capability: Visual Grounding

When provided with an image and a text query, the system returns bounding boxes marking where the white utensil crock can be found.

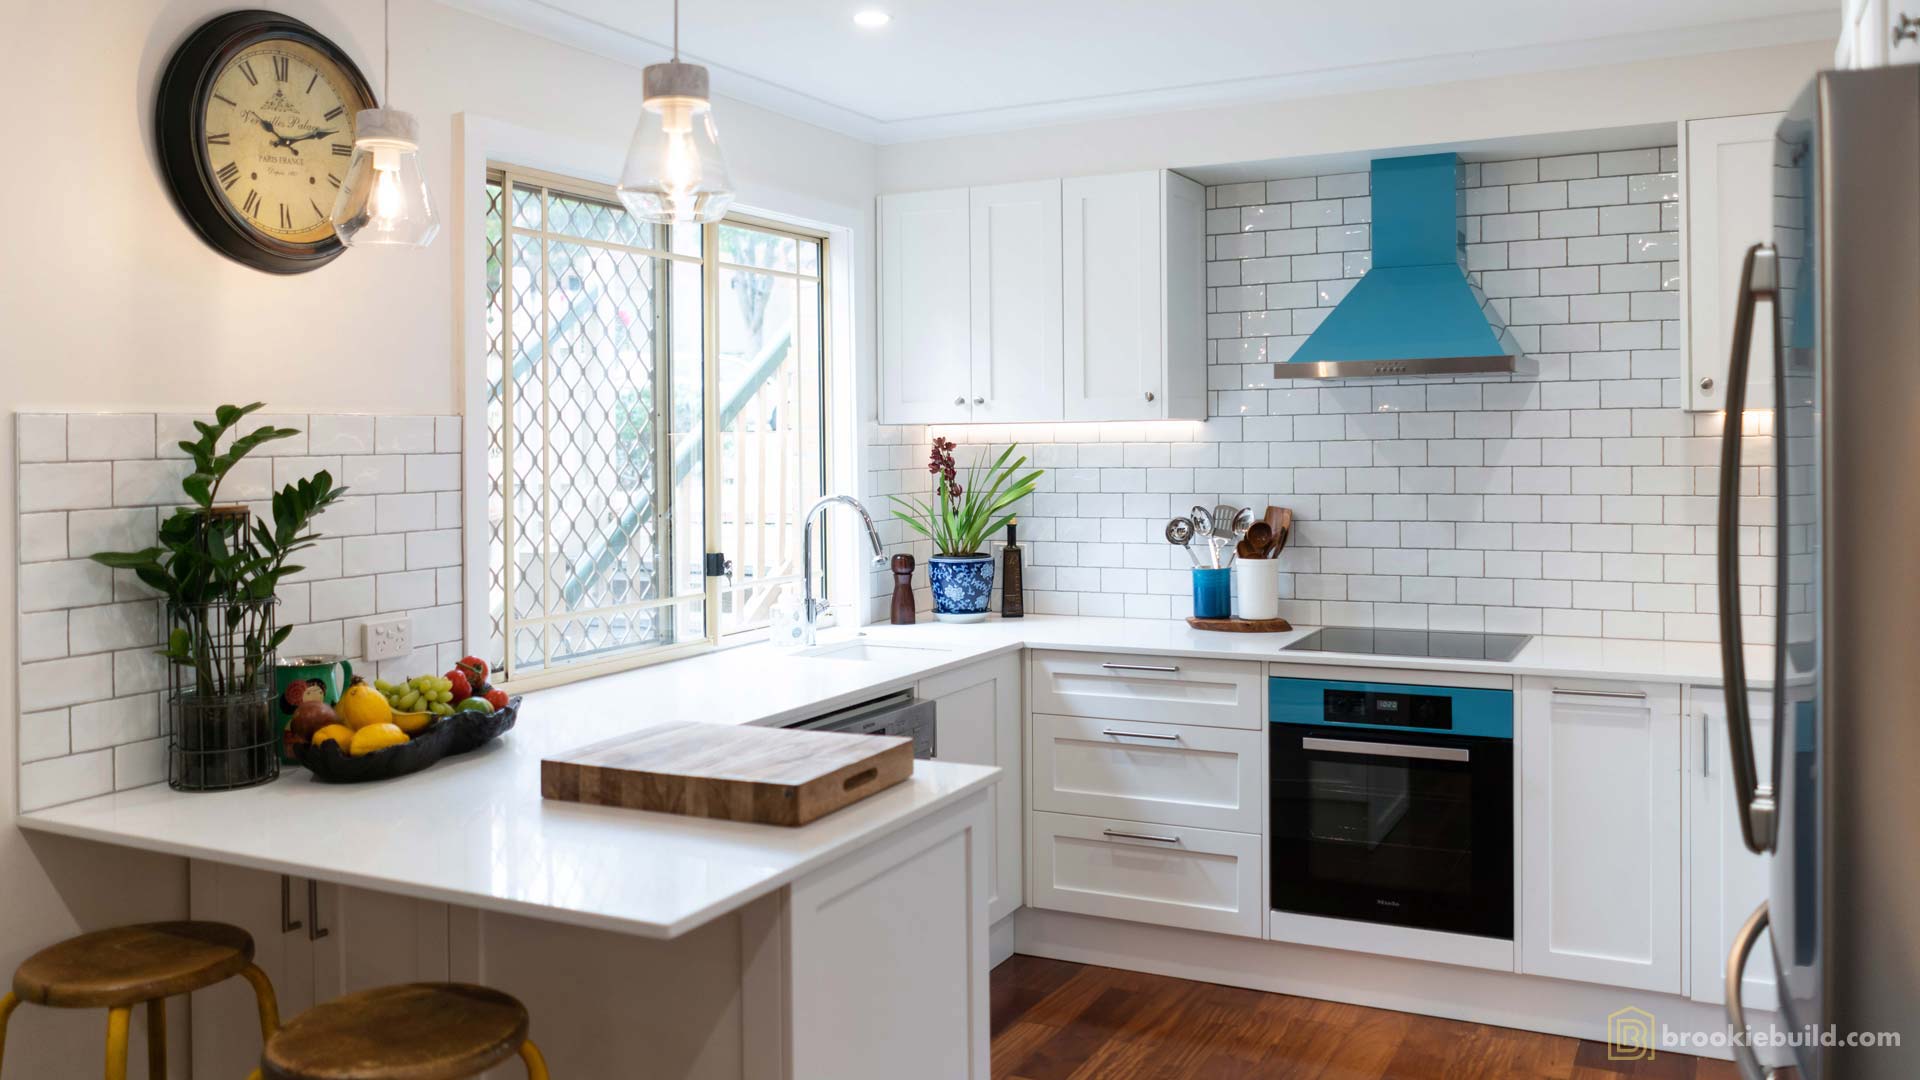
[1234,558,1280,620]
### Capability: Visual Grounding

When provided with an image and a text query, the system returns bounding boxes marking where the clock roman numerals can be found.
[311,198,329,221]
[213,92,237,107]
[272,56,290,82]
[332,143,351,157]
[238,59,258,86]
[206,132,229,146]
[306,72,319,94]
[242,189,261,218]
[326,173,341,189]
[279,203,292,229]
[216,162,241,189]
[323,106,345,121]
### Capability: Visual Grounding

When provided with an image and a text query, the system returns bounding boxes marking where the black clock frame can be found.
[156,10,377,274]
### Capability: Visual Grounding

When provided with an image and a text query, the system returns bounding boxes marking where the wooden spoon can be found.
[1239,521,1275,559]
[1275,508,1293,554]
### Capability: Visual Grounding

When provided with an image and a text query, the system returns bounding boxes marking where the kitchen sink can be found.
[796,638,952,662]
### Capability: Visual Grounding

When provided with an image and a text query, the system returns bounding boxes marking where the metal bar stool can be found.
[0,921,279,1079]
[244,983,548,1080]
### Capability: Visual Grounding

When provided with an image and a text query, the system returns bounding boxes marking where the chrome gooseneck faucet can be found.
[802,495,887,626]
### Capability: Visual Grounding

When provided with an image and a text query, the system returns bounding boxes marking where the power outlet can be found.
[362,616,412,662]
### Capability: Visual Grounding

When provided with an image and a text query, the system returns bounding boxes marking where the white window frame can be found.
[456,115,864,692]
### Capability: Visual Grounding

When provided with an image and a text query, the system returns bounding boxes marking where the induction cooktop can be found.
[1281,627,1532,662]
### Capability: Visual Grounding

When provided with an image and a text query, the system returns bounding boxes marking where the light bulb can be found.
[618,61,734,224]
[330,108,438,247]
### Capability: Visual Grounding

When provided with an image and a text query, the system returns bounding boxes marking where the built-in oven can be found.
[1269,675,1513,940]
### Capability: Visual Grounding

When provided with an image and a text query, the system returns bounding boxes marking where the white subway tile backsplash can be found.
[866,144,1766,644]
[19,411,466,810]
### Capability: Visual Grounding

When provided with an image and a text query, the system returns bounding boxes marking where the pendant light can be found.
[616,0,735,224]
[330,0,439,247]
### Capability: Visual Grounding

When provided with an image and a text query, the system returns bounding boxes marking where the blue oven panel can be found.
[1269,676,1513,739]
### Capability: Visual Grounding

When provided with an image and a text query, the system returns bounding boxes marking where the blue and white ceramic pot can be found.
[928,553,994,622]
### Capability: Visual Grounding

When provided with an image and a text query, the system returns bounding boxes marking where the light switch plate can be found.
[362,616,412,661]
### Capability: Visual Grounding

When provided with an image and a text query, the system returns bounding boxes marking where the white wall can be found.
[875,40,1828,192]
[0,2,874,1073]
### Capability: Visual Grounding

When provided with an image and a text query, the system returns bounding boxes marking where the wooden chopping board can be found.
[540,721,914,827]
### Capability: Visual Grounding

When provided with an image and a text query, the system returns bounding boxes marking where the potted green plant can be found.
[888,439,1041,622]
[89,404,344,790]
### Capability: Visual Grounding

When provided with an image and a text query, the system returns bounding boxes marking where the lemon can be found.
[336,678,393,731]
[310,724,354,751]
[348,723,409,756]
[392,710,433,735]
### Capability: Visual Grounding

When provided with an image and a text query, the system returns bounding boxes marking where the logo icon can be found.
[1606,1007,1657,1061]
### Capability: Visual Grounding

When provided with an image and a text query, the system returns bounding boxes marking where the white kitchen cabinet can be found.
[1030,809,1263,938]
[921,653,1023,924]
[1838,0,1920,67]
[1030,712,1264,833]
[1518,679,1685,994]
[189,862,449,1078]
[1682,112,1785,411]
[1688,687,1778,1010]
[879,188,973,424]
[1029,650,1263,730]
[969,181,1063,423]
[1062,171,1206,421]
[879,170,1204,426]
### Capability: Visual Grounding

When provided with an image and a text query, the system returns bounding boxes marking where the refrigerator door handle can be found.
[1717,242,1779,856]
[1726,901,1779,1080]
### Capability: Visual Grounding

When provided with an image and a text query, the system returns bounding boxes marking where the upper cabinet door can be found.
[1683,113,1784,412]
[969,181,1063,423]
[1064,172,1163,421]
[880,189,972,425]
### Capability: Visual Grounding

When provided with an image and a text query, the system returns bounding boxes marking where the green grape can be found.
[373,679,395,694]
[398,692,421,712]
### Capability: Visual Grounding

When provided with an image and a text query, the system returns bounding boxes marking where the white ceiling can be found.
[445,0,1833,144]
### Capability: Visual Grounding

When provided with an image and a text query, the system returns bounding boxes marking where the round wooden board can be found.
[1186,616,1293,633]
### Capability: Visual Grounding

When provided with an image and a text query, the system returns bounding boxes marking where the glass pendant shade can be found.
[330,108,439,248]
[617,61,735,224]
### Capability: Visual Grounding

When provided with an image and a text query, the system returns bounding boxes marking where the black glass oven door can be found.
[1271,726,1513,939]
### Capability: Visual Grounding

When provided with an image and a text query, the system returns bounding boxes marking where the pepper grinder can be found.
[890,554,917,625]
[1000,521,1025,618]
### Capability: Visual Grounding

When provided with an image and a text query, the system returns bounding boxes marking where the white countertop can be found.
[17,615,1760,938]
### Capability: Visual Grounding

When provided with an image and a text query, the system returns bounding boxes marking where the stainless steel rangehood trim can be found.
[1274,152,1521,380]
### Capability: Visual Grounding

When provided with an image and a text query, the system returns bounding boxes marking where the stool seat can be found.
[261,983,531,1080]
[11,921,255,1009]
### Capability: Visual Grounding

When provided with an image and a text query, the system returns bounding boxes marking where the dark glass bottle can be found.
[1001,522,1024,618]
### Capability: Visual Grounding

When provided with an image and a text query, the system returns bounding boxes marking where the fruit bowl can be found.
[292,698,521,783]
[295,716,458,783]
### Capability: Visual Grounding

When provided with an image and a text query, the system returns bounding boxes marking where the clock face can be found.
[156,12,376,273]
[203,40,360,246]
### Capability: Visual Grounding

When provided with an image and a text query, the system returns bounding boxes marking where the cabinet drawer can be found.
[1031,713,1263,832]
[1029,651,1262,730]
[1030,810,1262,938]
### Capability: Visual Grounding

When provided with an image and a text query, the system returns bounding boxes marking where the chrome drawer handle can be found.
[1302,736,1469,763]
[1552,687,1646,700]
[1099,662,1179,673]
[1102,728,1180,741]
[1101,829,1180,844]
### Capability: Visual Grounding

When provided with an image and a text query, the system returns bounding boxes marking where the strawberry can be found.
[445,669,472,702]
[484,688,510,712]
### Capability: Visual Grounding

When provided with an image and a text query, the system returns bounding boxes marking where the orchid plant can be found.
[889,438,1042,556]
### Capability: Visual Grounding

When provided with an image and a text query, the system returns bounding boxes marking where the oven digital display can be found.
[1324,688,1452,730]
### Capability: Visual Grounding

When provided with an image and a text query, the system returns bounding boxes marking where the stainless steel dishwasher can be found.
[784,690,937,759]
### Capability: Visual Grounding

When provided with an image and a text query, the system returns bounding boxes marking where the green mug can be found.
[275,655,354,762]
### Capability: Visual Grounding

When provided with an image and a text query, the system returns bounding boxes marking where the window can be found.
[482,166,827,686]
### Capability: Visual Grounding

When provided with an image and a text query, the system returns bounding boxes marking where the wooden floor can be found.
[991,955,1741,1079]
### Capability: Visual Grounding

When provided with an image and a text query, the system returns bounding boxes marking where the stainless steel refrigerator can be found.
[1718,65,1920,1080]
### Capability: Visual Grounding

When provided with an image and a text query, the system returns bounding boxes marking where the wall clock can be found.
[156,10,377,274]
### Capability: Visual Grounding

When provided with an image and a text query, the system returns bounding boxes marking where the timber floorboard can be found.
[990,955,1742,1080]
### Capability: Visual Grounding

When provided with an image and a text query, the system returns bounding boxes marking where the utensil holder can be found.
[1191,568,1231,620]
[1234,558,1280,621]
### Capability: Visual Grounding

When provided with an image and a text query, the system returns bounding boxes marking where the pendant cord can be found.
[383,0,392,103]
[672,0,680,60]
